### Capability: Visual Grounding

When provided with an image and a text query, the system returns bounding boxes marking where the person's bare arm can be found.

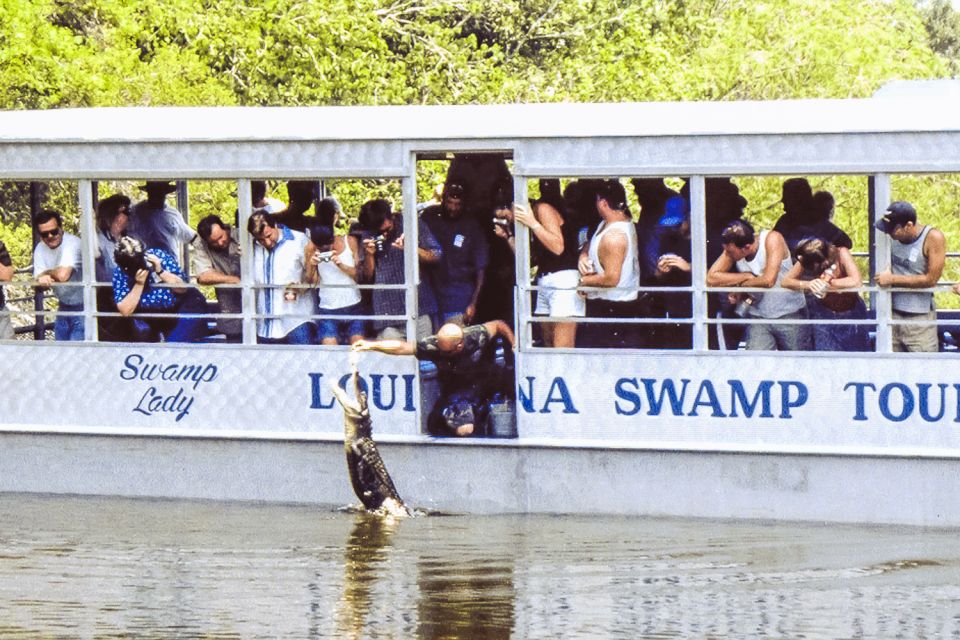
[36,265,74,286]
[465,270,485,324]
[146,254,187,294]
[196,270,240,286]
[579,231,627,288]
[331,237,357,280]
[117,270,148,316]
[779,261,808,292]
[739,231,785,289]
[517,202,564,256]
[360,238,376,283]
[828,247,862,290]
[706,251,750,287]
[352,338,415,356]
[304,241,320,285]
[876,228,947,288]
[483,319,516,348]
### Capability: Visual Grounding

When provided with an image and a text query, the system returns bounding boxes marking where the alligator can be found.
[330,368,410,517]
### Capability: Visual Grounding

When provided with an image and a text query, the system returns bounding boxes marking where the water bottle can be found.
[733,295,754,317]
[812,265,836,299]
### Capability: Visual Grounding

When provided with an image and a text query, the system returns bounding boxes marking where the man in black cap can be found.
[128,181,196,263]
[874,200,946,352]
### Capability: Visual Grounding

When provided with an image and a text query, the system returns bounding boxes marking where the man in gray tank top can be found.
[875,201,946,352]
[707,219,811,351]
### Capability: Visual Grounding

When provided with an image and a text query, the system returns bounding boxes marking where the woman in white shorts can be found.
[494,184,584,348]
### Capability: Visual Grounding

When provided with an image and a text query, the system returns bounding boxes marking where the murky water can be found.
[2,495,960,638]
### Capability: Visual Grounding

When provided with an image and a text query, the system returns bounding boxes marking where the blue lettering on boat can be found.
[518,376,579,414]
[844,381,960,423]
[120,354,218,391]
[132,386,195,422]
[614,377,807,419]
[309,372,416,412]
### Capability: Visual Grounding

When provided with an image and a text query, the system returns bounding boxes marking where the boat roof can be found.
[1,94,959,144]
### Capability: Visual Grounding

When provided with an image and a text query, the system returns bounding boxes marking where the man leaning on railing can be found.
[33,209,84,341]
[874,201,947,353]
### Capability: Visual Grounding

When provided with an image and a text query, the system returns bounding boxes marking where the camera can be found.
[315,250,335,263]
[493,218,510,228]
[374,234,387,254]
[117,251,152,278]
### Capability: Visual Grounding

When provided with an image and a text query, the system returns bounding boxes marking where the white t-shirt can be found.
[128,201,196,261]
[33,232,84,306]
[252,226,313,339]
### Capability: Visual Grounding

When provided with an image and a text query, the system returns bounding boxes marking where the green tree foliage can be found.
[920,0,960,75]
[1,0,948,110]
[1,0,957,289]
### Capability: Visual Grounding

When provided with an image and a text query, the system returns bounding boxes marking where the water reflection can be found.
[3,495,960,638]
[331,514,401,639]
[417,547,515,639]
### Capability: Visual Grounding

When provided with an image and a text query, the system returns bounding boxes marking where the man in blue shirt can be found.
[422,183,489,326]
[113,236,209,342]
[359,199,442,340]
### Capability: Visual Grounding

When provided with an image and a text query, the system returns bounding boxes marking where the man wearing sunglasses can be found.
[33,209,84,340]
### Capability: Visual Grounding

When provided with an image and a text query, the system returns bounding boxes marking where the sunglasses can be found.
[39,228,62,239]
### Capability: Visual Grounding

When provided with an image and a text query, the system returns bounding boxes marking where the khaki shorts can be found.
[892,309,938,352]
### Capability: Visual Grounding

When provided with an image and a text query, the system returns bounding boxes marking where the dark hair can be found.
[306,222,335,247]
[316,197,342,226]
[812,191,835,223]
[721,219,756,248]
[794,236,834,275]
[286,180,318,212]
[596,179,628,212]
[34,209,63,230]
[197,214,228,242]
[96,194,131,233]
[251,180,266,203]
[114,236,148,278]
[537,179,562,209]
[247,210,276,237]
[781,177,814,208]
[358,199,392,232]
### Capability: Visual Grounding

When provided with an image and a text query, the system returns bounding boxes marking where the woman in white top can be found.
[305,222,364,345]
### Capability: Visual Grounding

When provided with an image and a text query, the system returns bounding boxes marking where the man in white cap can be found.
[874,200,946,352]
[128,181,196,263]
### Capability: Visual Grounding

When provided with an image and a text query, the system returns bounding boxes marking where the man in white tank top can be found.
[707,219,811,351]
[577,179,642,348]
[875,201,946,352]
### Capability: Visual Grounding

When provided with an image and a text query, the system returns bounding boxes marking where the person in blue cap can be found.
[650,195,693,348]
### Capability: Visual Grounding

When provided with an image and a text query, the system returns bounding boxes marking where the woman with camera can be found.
[493,180,584,348]
[112,236,210,342]
[305,222,364,345]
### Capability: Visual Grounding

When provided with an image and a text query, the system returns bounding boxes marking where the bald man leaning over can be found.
[353,320,515,437]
